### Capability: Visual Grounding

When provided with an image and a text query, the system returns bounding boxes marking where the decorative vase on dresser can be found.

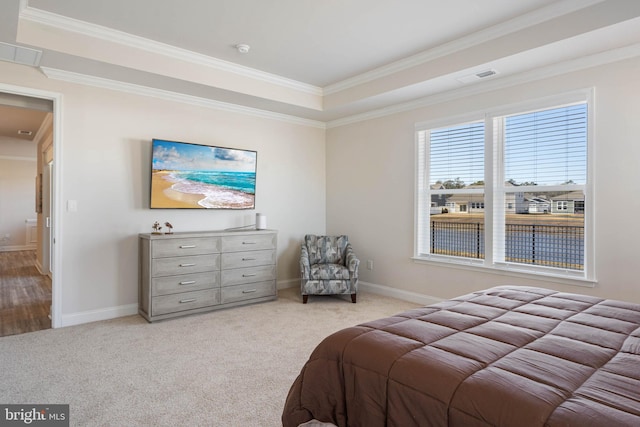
[138,229,277,322]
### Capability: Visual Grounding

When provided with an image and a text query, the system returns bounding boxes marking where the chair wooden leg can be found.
[303,295,308,304]
[351,293,357,303]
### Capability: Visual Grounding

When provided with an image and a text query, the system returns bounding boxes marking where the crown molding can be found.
[326,42,640,128]
[19,6,323,97]
[39,38,640,132]
[40,67,326,129]
[323,0,605,95]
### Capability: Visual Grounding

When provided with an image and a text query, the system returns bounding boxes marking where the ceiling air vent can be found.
[476,70,497,78]
[18,130,34,136]
[0,42,42,67]
[456,69,498,84]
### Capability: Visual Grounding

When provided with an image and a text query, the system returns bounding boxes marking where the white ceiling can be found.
[27,0,561,87]
[1,0,640,126]
[0,104,48,141]
[0,92,52,142]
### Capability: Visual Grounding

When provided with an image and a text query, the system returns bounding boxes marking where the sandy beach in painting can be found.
[151,171,254,209]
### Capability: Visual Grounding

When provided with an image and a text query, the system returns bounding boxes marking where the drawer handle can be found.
[179,298,197,303]
[179,263,196,267]
[242,289,257,294]
[180,245,196,249]
[242,273,257,277]
[242,257,256,261]
[242,241,256,245]
[179,280,196,285]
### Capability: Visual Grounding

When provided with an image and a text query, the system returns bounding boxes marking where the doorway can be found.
[0,85,60,335]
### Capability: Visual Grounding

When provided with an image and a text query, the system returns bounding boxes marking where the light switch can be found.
[67,200,78,212]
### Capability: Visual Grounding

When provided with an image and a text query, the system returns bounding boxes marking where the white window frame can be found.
[414,90,595,287]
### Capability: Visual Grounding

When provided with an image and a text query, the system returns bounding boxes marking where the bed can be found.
[282,286,640,427]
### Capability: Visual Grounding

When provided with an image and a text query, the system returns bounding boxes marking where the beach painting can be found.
[150,139,257,209]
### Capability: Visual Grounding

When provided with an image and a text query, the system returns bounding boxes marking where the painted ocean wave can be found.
[163,171,255,208]
[174,170,256,194]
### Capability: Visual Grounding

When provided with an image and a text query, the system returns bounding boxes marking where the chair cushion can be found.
[305,235,349,265]
[310,263,350,280]
[302,279,351,295]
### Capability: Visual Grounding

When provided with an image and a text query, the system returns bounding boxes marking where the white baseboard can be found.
[61,303,138,327]
[277,278,298,290]
[35,260,44,275]
[359,281,443,306]
[280,277,443,306]
[0,244,36,252]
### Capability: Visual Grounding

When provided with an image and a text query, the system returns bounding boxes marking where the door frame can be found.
[0,82,63,328]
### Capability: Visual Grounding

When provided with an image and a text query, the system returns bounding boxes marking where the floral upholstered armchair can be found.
[300,235,360,304]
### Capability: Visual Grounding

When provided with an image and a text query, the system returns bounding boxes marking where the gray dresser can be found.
[138,229,277,322]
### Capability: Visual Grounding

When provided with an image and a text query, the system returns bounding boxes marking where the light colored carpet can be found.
[0,287,420,426]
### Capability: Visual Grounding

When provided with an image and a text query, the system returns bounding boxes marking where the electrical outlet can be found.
[366,260,374,270]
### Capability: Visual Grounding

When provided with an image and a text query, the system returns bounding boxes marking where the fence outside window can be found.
[430,221,584,270]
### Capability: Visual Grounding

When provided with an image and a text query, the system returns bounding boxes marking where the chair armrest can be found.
[300,244,311,279]
[345,243,360,278]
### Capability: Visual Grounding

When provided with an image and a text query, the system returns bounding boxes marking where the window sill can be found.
[411,256,596,289]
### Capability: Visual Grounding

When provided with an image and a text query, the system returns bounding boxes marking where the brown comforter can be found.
[282,286,640,427]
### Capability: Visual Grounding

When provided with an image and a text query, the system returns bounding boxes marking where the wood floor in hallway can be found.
[0,250,51,337]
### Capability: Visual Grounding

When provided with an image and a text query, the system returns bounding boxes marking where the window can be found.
[415,93,593,282]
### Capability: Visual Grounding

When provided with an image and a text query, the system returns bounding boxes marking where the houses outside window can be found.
[415,91,593,282]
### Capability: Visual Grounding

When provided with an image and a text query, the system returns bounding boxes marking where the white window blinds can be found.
[504,104,587,186]
[429,122,485,187]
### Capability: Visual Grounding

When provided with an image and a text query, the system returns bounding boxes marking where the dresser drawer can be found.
[151,254,220,277]
[221,281,275,304]
[221,233,276,252]
[152,272,219,296]
[152,237,220,258]
[221,265,276,286]
[221,249,275,270]
[151,289,220,316]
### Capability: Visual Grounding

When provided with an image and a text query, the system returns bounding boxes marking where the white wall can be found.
[327,56,640,304]
[0,61,326,324]
[0,136,37,250]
